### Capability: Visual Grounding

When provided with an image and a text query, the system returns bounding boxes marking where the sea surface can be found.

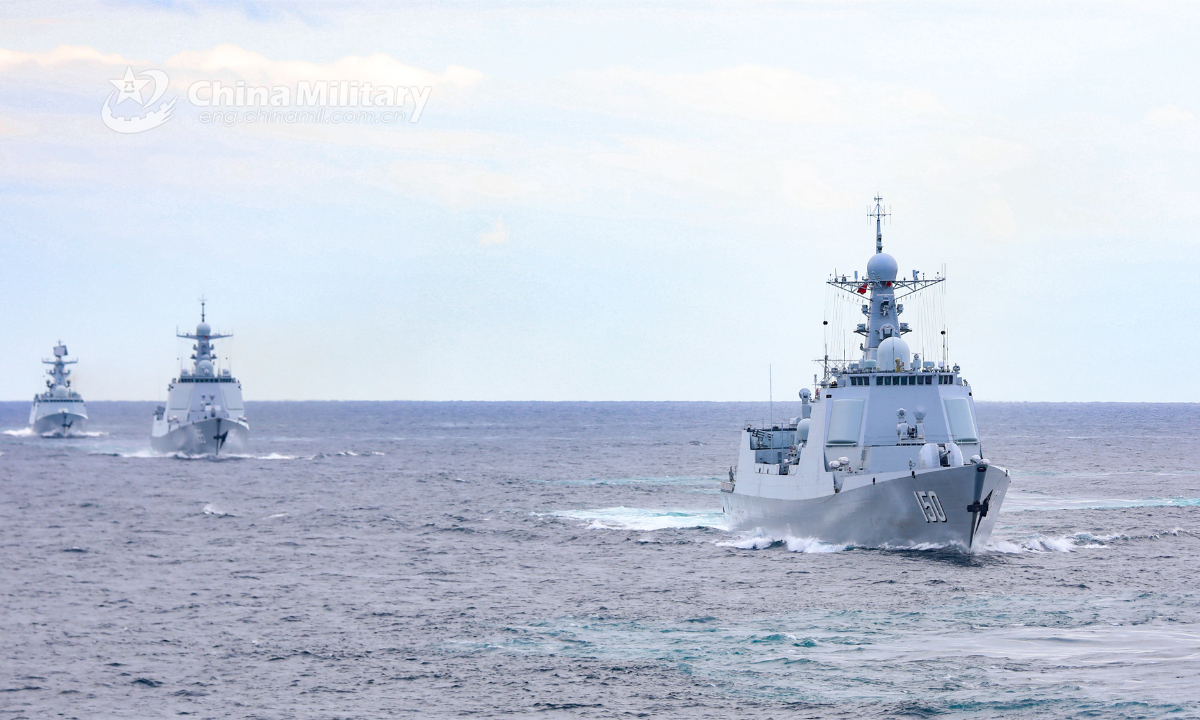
[2,401,1199,719]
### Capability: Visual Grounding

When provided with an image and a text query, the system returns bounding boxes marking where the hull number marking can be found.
[914,491,947,522]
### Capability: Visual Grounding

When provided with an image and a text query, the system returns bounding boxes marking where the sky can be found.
[0,1,1197,402]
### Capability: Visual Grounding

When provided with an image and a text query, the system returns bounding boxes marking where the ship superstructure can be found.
[151,302,248,455]
[721,198,1009,552]
[29,342,88,436]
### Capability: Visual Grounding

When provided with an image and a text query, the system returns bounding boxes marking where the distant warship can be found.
[721,197,1009,552]
[151,303,248,455]
[30,342,88,437]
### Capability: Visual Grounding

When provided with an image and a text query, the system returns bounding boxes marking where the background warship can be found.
[721,198,1009,551]
[29,342,88,436]
[151,303,248,455]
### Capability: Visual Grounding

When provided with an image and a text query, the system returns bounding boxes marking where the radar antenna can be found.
[868,194,889,254]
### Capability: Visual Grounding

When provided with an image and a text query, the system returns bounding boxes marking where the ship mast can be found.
[42,342,76,390]
[821,196,946,374]
[177,300,232,375]
[870,194,888,254]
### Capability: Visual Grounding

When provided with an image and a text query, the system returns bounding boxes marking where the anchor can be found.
[968,490,993,539]
[213,419,229,454]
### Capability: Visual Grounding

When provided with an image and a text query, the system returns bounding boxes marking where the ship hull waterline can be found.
[722,464,1010,552]
[151,418,249,456]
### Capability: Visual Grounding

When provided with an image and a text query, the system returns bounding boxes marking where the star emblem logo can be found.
[100,67,175,134]
[110,66,151,106]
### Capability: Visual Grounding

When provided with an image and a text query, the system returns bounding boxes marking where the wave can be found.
[89,449,160,458]
[716,532,847,553]
[86,449,381,461]
[554,505,1183,556]
[4,427,109,438]
[1004,492,1200,512]
[551,507,727,531]
[983,534,1096,554]
[785,536,847,553]
[542,476,718,487]
[202,503,234,517]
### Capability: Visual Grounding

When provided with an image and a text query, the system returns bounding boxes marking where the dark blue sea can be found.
[2,401,1198,718]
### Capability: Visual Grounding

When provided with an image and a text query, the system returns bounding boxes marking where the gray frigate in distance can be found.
[152,302,248,455]
[721,197,1009,552]
[29,342,88,436]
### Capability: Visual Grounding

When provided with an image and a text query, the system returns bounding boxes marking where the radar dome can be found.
[53,385,69,398]
[197,322,212,336]
[866,252,898,281]
[198,359,214,376]
[876,336,911,372]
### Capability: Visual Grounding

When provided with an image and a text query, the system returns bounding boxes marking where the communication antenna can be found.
[868,194,890,254]
[200,294,207,322]
[769,364,773,425]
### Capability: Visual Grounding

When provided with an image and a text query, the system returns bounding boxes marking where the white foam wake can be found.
[983,534,1092,554]
[2,428,35,437]
[89,449,161,458]
[552,507,728,531]
[715,532,847,553]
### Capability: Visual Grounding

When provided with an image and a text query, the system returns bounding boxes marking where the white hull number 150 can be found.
[914,491,947,522]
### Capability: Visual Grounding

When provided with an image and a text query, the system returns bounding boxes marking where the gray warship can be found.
[721,198,1009,552]
[151,303,248,455]
[29,342,89,436]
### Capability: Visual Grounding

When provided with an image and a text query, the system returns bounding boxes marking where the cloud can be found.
[478,217,508,246]
[552,64,949,126]
[1143,104,1197,127]
[0,45,136,71]
[981,196,1017,238]
[377,161,544,208]
[0,115,37,137]
[588,135,848,210]
[163,44,483,92]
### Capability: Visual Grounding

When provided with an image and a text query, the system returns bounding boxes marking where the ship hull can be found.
[151,417,249,456]
[30,403,89,437]
[722,464,1009,552]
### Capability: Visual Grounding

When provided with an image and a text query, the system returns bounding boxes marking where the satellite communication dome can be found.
[866,252,898,281]
[198,359,214,376]
[876,336,911,372]
[196,322,212,336]
[53,385,69,398]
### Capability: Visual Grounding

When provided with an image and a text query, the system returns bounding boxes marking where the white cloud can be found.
[0,114,37,137]
[981,196,1017,238]
[552,64,949,126]
[377,161,544,209]
[163,44,483,92]
[478,217,509,246]
[1143,104,1197,127]
[0,45,136,71]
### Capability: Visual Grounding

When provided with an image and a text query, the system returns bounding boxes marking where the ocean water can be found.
[1,400,1199,719]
